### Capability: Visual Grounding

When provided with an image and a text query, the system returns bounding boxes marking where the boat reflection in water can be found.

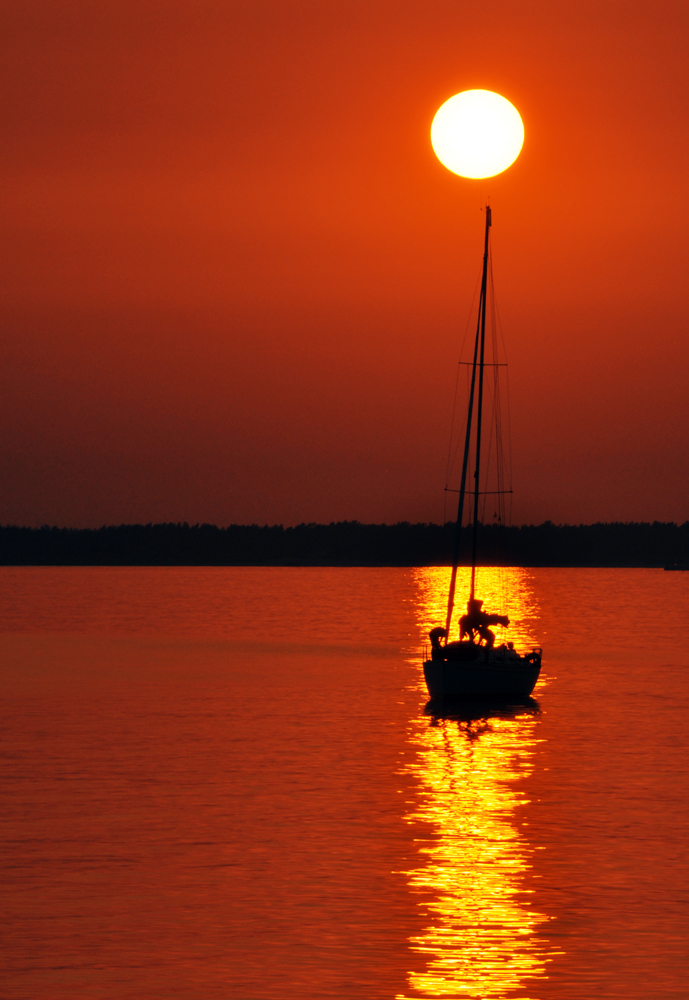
[398,567,556,1000]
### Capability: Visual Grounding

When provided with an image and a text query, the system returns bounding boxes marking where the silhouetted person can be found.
[429,626,447,650]
[459,598,509,648]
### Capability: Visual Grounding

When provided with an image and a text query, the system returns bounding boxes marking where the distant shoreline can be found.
[1,521,688,568]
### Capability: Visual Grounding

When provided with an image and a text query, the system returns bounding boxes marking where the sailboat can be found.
[423,207,542,701]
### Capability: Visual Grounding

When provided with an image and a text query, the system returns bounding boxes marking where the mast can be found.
[444,206,491,637]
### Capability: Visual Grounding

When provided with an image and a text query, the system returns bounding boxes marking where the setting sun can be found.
[431,89,524,178]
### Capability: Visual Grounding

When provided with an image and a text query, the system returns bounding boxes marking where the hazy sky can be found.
[2,0,689,527]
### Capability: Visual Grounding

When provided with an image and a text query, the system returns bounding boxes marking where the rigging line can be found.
[505,365,514,529]
[444,209,490,637]
[491,360,505,523]
[444,269,482,488]
[491,252,510,364]
[457,361,507,366]
[469,210,491,602]
[490,257,509,586]
[444,359,464,489]
[490,255,514,528]
[445,307,481,634]
[480,385,497,525]
[483,247,509,611]
[476,253,501,557]
[445,367,471,489]
[480,303,503,530]
[494,285,508,605]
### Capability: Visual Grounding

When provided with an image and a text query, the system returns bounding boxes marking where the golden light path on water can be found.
[398,567,558,1000]
[413,566,542,653]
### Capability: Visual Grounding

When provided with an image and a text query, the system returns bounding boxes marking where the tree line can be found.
[1,520,688,567]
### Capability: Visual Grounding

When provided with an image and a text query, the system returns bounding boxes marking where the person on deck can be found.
[459,598,509,648]
[429,626,447,651]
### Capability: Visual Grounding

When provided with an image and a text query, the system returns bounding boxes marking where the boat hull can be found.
[423,655,541,701]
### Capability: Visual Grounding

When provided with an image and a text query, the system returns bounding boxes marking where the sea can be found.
[1,566,688,1000]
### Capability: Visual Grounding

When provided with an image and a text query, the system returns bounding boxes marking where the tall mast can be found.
[469,207,491,600]
[444,206,491,637]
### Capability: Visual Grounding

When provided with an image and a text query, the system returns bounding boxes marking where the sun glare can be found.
[431,89,524,179]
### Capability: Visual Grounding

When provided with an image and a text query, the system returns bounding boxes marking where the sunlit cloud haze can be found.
[1,0,688,527]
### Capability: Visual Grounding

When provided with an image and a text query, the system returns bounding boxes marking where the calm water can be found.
[1,566,688,999]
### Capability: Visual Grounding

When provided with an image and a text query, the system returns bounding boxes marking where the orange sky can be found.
[2,0,689,527]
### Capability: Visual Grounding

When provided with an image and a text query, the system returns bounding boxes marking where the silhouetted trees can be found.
[1,520,688,566]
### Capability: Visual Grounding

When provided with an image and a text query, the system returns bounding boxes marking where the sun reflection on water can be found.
[413,566,541,651]
[398,567,554,1000]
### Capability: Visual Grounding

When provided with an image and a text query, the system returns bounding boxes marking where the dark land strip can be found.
[1,521,688,567]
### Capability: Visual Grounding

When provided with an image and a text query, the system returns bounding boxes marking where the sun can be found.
[431,90,524,179]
